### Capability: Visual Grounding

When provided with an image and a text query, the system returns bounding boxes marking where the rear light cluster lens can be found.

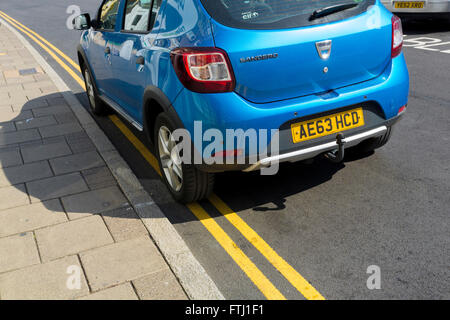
[171,48,235,93]
[392,15,403,58]
[188,54,231,81]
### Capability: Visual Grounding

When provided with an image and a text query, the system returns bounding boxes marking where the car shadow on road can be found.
[401,16,450,35]
[213,157,348,213]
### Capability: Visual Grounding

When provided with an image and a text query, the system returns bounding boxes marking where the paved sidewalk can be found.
[0,23,189,300]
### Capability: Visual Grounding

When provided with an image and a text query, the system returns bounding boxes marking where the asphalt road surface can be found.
[0,1,448,300]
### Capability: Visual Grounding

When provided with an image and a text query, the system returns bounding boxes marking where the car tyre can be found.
[355,126,393,154]
[154,112,215,203]
[82,64,108,116]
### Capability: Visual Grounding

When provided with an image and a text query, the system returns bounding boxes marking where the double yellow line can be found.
[0,10,324,300]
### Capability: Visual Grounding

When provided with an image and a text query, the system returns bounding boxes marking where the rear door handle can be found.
[136,56,145,65]
[104,47,111,54]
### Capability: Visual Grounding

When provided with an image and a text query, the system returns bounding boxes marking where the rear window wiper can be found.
[310,2,359,21]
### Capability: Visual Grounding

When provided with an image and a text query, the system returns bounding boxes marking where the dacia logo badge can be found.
[316,40,332,60]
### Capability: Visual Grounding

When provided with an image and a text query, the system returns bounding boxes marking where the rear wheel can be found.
[154,113,214,203]
[82,64,107,116]
[354,126,393,154]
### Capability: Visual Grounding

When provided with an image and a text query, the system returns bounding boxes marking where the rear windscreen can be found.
[200,0,375,30]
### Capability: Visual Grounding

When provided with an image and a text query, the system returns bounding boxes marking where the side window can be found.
[98,0,120,30]
[123,0,151,32]
[123,0,162,32]
[149,0,162,30]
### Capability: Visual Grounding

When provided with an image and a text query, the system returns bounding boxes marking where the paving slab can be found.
[39,122,82,138]
[47,96,68,106]
[0,160,53,187]
[22,80,54,91]
[133,268,188,300]
[0,232,40,273]
[78,283,138,300]
[0,128,40,147]
[102,207,149,242]
[21,139,72,163]
[35,215,114,262]
[0,255,89,300]
[0,199,67,238]
[3,94,34,107]
[54,112,77,124]
[24,89,43,100]
[0,121,16,133]
[15,115,57,130]
[13,97,48,111]
[32,104,71,117]
[27,172,89,202]
[0,146,22,168]
[62,186,128,220]
[0,108,33,122]
[0,102,12,109]
[40,86,59,95]
[65,131,96,154]
[49,151,104,175]
[0,184,29,210]
[79,236,168,291]
[19,135,64,148]
[81,166,116,190]
[3,69,19,78]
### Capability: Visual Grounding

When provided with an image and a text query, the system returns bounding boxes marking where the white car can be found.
[381,0,450,20]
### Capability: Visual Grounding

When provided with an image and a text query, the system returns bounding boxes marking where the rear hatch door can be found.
[205,1,392,104]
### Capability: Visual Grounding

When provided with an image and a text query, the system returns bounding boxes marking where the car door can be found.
[87,0,121,97]
[109,0,163,124]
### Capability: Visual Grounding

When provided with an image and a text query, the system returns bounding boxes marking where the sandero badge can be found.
[240,53,279,63]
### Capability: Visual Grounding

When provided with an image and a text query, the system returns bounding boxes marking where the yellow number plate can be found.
[394,1,425,8]
[291,108,365,144]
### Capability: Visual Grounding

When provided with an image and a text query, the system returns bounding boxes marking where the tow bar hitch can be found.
[325,133,346,163]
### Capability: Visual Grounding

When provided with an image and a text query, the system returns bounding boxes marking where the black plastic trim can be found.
[142,86,185,139]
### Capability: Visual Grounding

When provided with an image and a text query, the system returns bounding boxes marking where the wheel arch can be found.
[77,44,87,69]
[142,86,184,144]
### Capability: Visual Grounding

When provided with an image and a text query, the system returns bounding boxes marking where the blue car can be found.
[75,0,409,203]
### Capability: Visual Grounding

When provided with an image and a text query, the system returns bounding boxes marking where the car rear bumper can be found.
[245,116,404,172]
[196,112,403,172]
[171,54,409,172]
[246,126,387,171]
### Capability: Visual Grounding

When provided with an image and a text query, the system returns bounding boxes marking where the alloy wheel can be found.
[158,126,183,192]
[84,70,96,108]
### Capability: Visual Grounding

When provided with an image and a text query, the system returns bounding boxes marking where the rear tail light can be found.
[392,15,403,58]
[171,47,235,93]
[398,105,406,114]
